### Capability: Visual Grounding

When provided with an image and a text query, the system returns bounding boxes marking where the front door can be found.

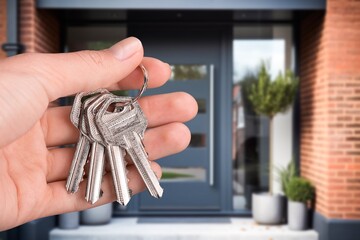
[129,25,229,211]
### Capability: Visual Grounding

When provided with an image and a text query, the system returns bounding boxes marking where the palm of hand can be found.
[0,122,51,230]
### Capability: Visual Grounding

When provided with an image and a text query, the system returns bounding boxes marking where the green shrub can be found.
[277,160,297,196]
[247,62,298,119]
[287,177,315,203]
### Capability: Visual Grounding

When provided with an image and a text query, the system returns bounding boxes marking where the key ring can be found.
[121,64,148,107]
[133,64,148,102]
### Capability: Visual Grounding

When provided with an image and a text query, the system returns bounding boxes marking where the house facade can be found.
[0,0,359,240]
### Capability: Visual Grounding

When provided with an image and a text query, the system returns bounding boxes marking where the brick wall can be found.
[300,0,360,220]
[19,0,60,53]
[0,0,7,58]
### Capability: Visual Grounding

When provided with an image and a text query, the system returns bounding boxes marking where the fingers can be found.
[108,57,171,90]
[44,161,161,216]
[144,122,191,161]
[46,122,190,182]
[44,92,197,147]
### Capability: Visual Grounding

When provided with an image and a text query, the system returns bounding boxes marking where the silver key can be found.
[81,93,111,204]
[92,96,134,205]
[96,98,164,199]
[66,89,108,193]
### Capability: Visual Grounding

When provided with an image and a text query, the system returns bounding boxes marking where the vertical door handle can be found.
[209,64,215,186]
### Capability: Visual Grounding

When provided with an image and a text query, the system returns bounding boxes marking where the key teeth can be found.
[151,188,164,199]
[118,196,131,206]
[115,189,131,206]
[66,183,79,194]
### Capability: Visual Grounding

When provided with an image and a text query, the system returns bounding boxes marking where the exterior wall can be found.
[19,0,60,53]
[300,0,360,221]
[0,0,7,58]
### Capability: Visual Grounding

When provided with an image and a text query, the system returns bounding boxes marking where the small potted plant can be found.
[286,177,315,230]
[247,62,298,225]
[277,160,297,196]
[277,160,297,223]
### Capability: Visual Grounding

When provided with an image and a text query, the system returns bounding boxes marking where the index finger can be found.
[108,57,171,91]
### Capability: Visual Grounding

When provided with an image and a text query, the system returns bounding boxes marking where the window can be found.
[66,26,127,51]
[232,26,293,210]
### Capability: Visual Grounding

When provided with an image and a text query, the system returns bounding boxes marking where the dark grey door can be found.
[129,25,227,211]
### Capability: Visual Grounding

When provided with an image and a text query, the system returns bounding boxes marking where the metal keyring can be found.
[132,64,148,103]
[117,64,148,108]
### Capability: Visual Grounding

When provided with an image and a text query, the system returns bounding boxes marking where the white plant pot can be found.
[288,200,308,230]
[252,192,285,225]
[81,203,113,225]
[59,211,79,229]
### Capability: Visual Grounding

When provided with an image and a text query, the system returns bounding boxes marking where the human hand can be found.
[0,37,197,230]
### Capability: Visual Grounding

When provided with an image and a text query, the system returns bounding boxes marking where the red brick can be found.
[19,0,59,53]
[301,0,360,221]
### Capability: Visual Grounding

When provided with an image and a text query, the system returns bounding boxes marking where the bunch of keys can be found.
[66,65,163,205]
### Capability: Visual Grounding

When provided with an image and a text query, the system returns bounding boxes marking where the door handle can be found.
[209,64,214,186]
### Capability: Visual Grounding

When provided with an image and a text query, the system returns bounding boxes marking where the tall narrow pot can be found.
[80,203,113,225]
[58,211,79,229]
[288,200,308,230]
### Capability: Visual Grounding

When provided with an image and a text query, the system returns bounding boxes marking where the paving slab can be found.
[50,217,318,240]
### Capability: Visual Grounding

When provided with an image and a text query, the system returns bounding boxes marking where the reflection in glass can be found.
[232,26,291,210]
[161,167,206,182]
[170,64,207,81]
[196,99,206,113]
[189,134,206,147]
[66,26,127,52]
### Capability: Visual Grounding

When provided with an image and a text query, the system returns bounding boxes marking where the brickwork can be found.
[300,0,360,220]
[19,0,59,53]
[0,0,7,58]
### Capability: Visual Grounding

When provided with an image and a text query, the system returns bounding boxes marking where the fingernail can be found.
[110,37,142,61]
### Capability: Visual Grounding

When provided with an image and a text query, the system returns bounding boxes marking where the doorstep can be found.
[50,217,318,240]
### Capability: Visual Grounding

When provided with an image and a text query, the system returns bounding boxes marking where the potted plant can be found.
[277,160,297,197]
[286,177,315,230]
[247,62,298,224]
[277,160,298,223]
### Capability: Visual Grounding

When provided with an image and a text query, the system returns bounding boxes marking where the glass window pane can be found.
[161,167,206,182]
[196,99,206,113]
[170,64,207,81]
[66,26,127,51]
[232,25,292,210]
[189,134,206,147]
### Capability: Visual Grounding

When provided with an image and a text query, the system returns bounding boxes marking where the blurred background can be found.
[1,1,359,240]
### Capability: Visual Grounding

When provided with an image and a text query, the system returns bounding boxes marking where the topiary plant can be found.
[287,177,315,203]
[246,61,298,195]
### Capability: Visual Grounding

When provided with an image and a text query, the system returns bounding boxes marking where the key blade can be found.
[85,142,105,204]
[106,145,131,206]
[66,135,90,193]
[124,132,163,198]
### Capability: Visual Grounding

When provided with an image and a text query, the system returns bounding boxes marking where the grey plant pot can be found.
[80,203,113,225]
[288,200,308,230]
[58,211,79,229]
[252,192,285,225]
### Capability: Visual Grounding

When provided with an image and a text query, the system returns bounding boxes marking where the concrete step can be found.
[50,217,318,240]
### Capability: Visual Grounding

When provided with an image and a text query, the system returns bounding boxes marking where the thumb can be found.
[11,37,144,101]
